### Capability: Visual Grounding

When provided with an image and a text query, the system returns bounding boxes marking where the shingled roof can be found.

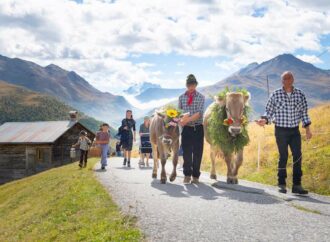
[0,121,86,144]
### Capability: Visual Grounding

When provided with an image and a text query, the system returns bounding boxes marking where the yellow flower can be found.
[241,115,248,125]
[166,109,178,118]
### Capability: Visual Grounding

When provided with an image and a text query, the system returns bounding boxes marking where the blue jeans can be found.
[100,144,109,167]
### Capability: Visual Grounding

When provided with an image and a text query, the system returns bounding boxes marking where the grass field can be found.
[0,158,142,242]
[201,103,330,195]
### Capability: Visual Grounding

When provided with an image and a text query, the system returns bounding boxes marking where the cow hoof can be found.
[227,178,234,184]
[160,178,167,184]
[152,173,157,179]
[169,175,176,182]
[210,174,217,180]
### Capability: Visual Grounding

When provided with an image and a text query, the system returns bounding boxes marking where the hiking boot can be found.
[292,185,308,195]
[78,163,83,168]
[278,184,287,194]
[83,162,87,168]
[123,158,127,166]
[127,160,131,168]
[183,176,191,184]
[101,166,105,170]
[191,177,199,184]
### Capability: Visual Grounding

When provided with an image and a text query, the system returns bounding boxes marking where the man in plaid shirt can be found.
[256,71,312,194]
[179,74,205,184]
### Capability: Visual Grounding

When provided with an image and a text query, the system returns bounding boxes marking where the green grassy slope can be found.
[0,80,116,134]
[0,159,142,241]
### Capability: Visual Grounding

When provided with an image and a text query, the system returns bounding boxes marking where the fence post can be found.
[257,139,260,172]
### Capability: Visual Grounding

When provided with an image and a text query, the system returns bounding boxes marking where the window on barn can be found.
[36,148,43,162]
[35,148,51,165]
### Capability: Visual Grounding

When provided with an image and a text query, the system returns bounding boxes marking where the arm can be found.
[256,94,275,126]
[72,139,80,148]
[301,93,312,139]
[133,122,136,142]
[301,93,311,128]
[178,96,182,110]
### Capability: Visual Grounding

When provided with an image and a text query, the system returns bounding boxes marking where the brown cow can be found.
[149,111,180,184]
[203,92,250,184]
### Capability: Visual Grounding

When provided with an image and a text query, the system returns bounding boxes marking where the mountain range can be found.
[0,55,133,126]
[133,54,330,118]
[124,81,161,95]
[200,54,330,114]
[0,53,329,128]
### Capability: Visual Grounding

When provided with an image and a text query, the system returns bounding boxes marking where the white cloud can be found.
[296,54,323,64]
[124,95,177,110]
[0,0,329,93]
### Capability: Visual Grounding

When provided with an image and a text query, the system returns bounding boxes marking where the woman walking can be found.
[139,116,152,167]
[95,123,110,170]
[121,110,136,167]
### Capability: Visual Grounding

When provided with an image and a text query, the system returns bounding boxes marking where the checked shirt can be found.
[178,91,205,126]
[264,87,311,128]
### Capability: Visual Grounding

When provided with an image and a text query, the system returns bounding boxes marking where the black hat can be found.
[186,74,198,85]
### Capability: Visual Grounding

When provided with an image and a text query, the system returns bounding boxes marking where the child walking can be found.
[72,130,92,168]
[96,123,110,170]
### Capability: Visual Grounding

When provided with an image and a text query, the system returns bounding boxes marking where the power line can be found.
[317,49,328,58]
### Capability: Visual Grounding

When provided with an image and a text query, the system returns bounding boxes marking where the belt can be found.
[185,124,203,128]
[275,126,299,130]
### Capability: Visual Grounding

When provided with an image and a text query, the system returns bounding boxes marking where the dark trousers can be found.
[275,126,302,185]
[181,125,204,178]
[80,149,88,165]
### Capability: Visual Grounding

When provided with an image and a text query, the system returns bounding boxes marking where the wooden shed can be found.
[0,120,95,184]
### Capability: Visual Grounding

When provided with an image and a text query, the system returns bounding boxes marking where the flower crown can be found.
[161,105,182,128]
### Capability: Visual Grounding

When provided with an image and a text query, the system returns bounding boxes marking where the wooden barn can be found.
[0,114,95,184]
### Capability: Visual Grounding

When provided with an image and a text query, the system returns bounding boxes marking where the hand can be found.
[306,127,312,140]
[179,114,190,127]
[255,119,267,127]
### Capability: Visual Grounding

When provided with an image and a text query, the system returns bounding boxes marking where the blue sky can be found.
[0,0,329,96]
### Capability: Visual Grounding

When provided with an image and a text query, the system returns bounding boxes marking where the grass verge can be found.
[0,158,142,242]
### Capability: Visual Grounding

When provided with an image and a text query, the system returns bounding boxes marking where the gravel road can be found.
[95,157,330,242]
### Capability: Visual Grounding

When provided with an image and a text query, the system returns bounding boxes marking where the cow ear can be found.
[214,95,225,106]
[244,92,251,104]
[156,111,166,119]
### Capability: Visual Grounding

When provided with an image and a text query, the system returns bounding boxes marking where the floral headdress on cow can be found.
[160,104,183,128]
[207,87,251,155]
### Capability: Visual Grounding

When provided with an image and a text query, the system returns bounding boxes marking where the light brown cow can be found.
[203,92,250,184]
[149,111,180,184]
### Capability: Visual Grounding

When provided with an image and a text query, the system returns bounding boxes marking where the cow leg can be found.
[170,151,178,182]
[210,147,217,180]
[160,156,167,184]
[224,153,235,184]
[232,150,243,184]
[151,143,158,179]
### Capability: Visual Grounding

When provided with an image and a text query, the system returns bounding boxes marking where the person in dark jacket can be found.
[121,110,136,167]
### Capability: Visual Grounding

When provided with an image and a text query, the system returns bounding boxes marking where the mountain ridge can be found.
[0,54,132,126]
